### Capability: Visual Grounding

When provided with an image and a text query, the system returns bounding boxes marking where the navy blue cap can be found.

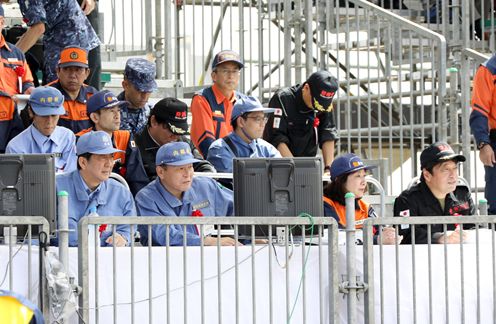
[420,142,466,169]
[155,142,201,166]
[124,58,157,92]
[231,96,275,122]
[330,153,376,181]
[306,71,338,112]
[212,50,244,70]
[0,5,4,17]
[29,86,65,116]
[87,90,125,115]
[77,131,124,155]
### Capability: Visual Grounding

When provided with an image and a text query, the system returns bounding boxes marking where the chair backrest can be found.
[406,175,470,190]
[109,172,130,191]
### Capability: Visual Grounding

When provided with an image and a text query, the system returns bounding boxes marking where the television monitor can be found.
[233,157,323,238]
[0,154,57,239]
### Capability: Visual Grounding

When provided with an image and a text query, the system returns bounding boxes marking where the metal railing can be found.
[0,216,50,320]
[459,48,490,201]
[77,216,339,324]
[362,216,496,324]
[97,0,456,195]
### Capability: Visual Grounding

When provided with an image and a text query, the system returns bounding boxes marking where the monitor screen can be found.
[233,157,323,238]
[0,154,57,239]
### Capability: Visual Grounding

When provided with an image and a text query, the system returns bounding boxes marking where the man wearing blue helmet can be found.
[55,130,136,247]
[207,96,281,174]
[6,86,77,173]
[135,141,237,246]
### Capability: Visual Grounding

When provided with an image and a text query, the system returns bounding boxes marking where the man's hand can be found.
[24,86,34,95]
[105,233,128,247]
[479,144,496,167]
[80,0,96,15]
[380,226,403,245]
[204,236,241,246]
[437,227,468,244]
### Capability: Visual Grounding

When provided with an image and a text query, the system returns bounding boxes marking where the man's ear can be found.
[27,106,35,119]
[237,116,245,129]
[150,115,158,128]
[156,165,166,178]
[78,156,89,170]
[89,112,99,124]
[422,168,432,182]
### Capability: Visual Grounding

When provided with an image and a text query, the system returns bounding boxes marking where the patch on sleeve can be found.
[399,209,410,229]
[274,108,283,116]
[273,117,281,128]
[130,140,136,148]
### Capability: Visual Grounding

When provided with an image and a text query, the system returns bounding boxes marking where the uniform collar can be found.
[212,83,236,105]
[154,177,197,210]
[52,81,92,103]
[0,35,11,51]
[229,131,257,150]
[73,170,107,205]
[418,180,457,207]
[29,124,63,147]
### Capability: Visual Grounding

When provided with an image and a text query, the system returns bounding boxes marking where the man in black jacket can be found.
[263,70,339,172]
[394,142,475,244]
[134,98,216,193]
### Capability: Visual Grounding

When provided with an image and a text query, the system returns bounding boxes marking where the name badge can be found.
[192,200,210,210]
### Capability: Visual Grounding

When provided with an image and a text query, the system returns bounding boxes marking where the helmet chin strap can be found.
[241,127,254,142]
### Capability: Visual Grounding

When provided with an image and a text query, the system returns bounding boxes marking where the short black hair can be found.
[148,111,168,127]
[88,111,99,129]
[77,152,93,170]
[420,159,458,182]
[231,112,249,131]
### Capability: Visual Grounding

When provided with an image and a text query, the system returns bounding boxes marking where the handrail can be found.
[350,0,447,43]
[460,48,490,189]
[461,48,490,63]
[350,0,447,141]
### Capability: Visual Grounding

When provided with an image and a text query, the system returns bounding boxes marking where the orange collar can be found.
[212,83,235,105]
[0,35,11,51]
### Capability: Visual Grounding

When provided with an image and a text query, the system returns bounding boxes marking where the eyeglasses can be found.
[214,68,241,76]
[244,116,269,124]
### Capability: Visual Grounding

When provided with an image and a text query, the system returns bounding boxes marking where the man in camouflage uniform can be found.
[14,0,100,84]
[117,58,157,135]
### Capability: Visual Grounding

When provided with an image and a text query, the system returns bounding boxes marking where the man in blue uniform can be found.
[56,131,136,247]
[78,90,149,196]
[118,58,157,135]
[135,141,237,246]
[15,0,100,84]
[207,96,281,173]
[6,86,77,173]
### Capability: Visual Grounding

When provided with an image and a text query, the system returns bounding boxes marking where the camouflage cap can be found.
[124,58,158,93]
